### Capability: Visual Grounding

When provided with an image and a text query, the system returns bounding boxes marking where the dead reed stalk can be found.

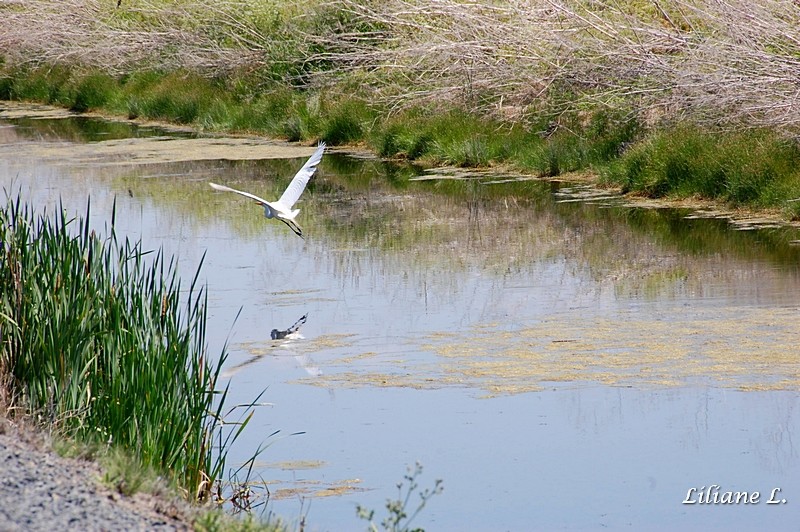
[312,0,800,131]
[0,0,264,76]
[2,0,799,131]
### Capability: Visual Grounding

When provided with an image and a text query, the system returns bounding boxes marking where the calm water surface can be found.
[2,103,799,531]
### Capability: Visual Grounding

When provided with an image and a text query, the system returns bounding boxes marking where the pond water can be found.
[2,102,800,531]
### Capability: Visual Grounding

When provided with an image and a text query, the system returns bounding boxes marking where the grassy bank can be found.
[4,64,800,220]
[1,0,800,219]
[603,128,800,214]
[0,193,267,527]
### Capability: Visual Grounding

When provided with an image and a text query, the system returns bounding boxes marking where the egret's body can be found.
[210,142,325,237]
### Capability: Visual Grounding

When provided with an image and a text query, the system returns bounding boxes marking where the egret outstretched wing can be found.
[277,142,326,209]
[210,143,325,239]
[209,182,270,204]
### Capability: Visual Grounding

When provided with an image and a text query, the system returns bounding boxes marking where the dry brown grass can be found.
[2,0,800,131]
[0,0,262,75]
[315,0,800,131]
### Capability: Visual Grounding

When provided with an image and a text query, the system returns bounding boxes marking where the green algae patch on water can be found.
[274,303,800,397]
[260,460,326,471]
[6,135,320,165]
[247,460,367,500]
[295,305,800,396]
[264,478,368,500]
[422,306,800,395]
[298,370,450,391]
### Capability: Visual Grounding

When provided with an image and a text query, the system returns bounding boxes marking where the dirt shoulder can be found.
[0,417,195,531]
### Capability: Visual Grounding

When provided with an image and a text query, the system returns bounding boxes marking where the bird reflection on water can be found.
[221,313,321,379]
[271,313,308,340]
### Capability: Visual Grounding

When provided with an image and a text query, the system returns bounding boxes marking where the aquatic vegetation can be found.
[0,192,252,501]
[307,304,800,397]
[365,106,639,176]
[320,98,374,145]
[0,64,74,106]
[428,307,800,395]
[118,71,224,124]
[356,462,443,532]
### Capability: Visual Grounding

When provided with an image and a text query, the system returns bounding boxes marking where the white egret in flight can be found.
[210,142,326,238]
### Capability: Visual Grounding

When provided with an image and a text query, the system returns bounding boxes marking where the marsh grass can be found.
[118,71,224,124]
[369,107,638,175]
[71,73,119,112]
[0,64,373,142]
[2,52,797,217]
[370,110,516,167]
[0,192,249,501]
[0,64,74,105]
[604,127,800,217]
[320,98,374,145]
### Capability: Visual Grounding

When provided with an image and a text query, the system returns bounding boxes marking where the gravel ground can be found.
[0,418,194,531]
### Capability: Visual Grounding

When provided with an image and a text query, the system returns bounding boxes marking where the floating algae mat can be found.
[299,305,800,395]
[1,131,319,165]
[0,100,321,165]
[430,306,800,394]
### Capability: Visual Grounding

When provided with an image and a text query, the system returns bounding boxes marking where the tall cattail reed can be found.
[0,192,246,501]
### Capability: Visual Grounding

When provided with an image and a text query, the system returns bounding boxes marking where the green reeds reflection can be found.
[0,192,247,501]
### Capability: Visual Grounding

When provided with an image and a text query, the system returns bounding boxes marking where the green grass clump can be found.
[116,71,237,126]
[369,109,519,167]
[2,64,74,106]
[370,111,434,160]
[231,87,301,137]
[516,109,639,176]
[421,111,503,167]
[110,70,372,142]
[320,98,374,145]
[71,73,119,112]
[369,107,638,174]
[0,193,246,501]
[0,72,12,101]
[603,126,800,215]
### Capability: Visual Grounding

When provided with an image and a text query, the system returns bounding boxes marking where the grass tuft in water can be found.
[0,192,250,501]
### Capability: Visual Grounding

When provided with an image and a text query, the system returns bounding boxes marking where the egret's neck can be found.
[262,204,274,219]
